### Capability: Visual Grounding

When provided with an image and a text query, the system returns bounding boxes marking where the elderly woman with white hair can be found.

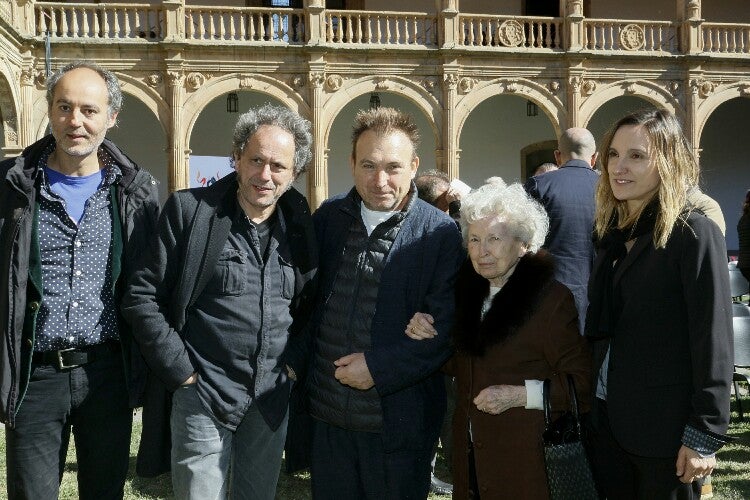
[406,177,592,499]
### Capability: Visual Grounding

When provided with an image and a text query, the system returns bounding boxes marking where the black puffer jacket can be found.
[0,135,160,427]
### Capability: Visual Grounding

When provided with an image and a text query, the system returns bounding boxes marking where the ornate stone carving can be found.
[443,73,459,90]
[325,74,343,91]
[568,0,583,17]
[505,80,519,93]
[697,80,714,98]
[620,24,645,51]
[581,79,597,96]
[146,73,163,87]
[421,77,438,93]
[497,20,525,47]
[740,83,750,97]
[548,81,560,93]
[569,76,582,93]
[374,78,390,90]
[35,71,47,88]
[668,81,680,95]
[167,71,184,87]
[458,77,476,94]
[20,69,34,87]
[239,75,254,89]
[309,72,325,88]
[625,82,638,94]
[185,72,207,91]
[290,75,305,88]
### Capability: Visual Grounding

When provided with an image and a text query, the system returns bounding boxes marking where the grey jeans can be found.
[170,384,288,500]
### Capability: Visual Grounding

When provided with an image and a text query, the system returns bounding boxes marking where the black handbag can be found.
[542,375,598,500]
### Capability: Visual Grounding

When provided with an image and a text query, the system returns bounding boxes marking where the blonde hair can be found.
[594,109,699,249]
[460,177,549,253]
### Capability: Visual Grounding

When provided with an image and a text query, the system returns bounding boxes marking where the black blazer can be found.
[587,211,733,457]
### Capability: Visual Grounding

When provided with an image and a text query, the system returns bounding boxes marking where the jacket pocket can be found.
[279,255,295,300]
[205,249,247,296]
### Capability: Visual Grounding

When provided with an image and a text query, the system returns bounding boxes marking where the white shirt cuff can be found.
[525,379,544,410]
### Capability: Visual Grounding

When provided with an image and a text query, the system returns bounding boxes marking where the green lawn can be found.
[1,403,748,499]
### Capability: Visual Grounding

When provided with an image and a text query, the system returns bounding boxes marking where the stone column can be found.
[442,70,459,179]
[308,70,327,208]
[166,70,186,192]
[18,67,35,147]
[567,73,583,128]
[686,75,703,160]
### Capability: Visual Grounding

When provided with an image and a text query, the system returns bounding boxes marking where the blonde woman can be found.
[584,109,733,499]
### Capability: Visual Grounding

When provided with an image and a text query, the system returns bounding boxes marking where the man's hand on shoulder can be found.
[334,353,374,390]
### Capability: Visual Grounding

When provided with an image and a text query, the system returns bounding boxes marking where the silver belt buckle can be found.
[57,347,80,370]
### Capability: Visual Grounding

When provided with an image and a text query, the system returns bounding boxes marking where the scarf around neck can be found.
[584,200,659,338]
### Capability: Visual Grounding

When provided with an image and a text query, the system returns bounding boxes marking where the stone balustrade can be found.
[458,15,563,50]
[583,19,678,53]
[184,6,304,42]
[702,22,750,54]
[36,2,163,40]
[324,10,437,46]
[8,1,746,58]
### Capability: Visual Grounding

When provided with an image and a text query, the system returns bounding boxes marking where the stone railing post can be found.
[162,0,184,42]
[566,0,584,51]
[15,0,36,36]
[304,0,325,45]
[684,0,702,54]
[438,0,458,48]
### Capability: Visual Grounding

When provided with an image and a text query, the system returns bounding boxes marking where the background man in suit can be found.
[525,127,599,333]
[297,107,463,498]
[1,61,160,499]
[122,104,317,499]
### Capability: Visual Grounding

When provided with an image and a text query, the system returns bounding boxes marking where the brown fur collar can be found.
[452,250,556,356]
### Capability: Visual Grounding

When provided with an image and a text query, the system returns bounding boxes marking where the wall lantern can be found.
[227,92,239,113]
[526,100,538,117]
[369,92,381,109]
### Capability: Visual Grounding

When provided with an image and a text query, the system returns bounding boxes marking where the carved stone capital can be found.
[309,72,325,89]
[689,79,715,98]
[167,71,184,87]
[443,73,459,90]
[569,76,583,93]
[20,69,34,87]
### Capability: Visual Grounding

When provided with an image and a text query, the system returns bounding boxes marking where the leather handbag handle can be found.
[543,374,583,439]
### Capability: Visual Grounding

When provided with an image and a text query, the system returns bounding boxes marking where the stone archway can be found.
[0,68,20,157]
[694,81,750,147]
[578,79,683,129]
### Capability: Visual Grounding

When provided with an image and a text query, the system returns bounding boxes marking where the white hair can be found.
[459,177,549,253]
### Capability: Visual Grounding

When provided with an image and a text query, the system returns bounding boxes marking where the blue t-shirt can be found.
[44,167,105,224]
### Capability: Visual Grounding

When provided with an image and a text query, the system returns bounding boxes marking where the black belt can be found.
[33,341,120,370]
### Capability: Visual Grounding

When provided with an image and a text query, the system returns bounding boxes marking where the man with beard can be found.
[122,104,317,499]
[0,61,160,499]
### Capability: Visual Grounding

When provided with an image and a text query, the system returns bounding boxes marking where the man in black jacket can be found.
[0,61,160,499]
[122,104,317,500]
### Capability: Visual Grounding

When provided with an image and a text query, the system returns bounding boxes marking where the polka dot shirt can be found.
[33,145,121,352]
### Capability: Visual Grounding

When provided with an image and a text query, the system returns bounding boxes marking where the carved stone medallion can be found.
[497,20,525,48]
[620,24,645,51]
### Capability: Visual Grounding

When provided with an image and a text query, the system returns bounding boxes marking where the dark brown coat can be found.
[449,252,592,500]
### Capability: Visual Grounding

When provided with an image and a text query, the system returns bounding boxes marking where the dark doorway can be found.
[525,0,559,17]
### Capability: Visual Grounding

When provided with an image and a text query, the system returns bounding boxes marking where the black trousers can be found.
[585,398,702,500]
[310,419,432,500]
[5,348,132,500]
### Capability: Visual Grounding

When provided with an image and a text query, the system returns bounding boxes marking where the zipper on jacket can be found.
[5,206,30,425]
